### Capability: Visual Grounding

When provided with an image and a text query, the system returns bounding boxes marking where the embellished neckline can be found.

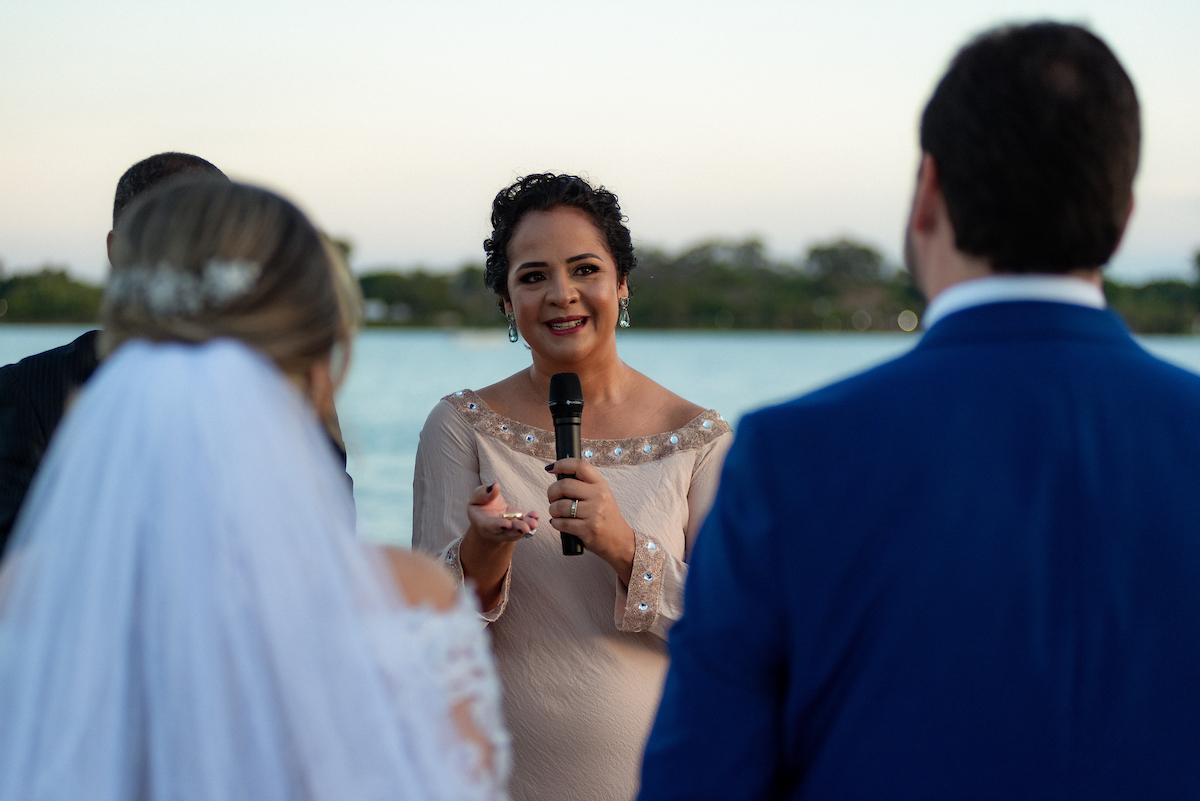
[443,389,731,467]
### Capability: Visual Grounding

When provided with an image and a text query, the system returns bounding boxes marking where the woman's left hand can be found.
[545,458,635,585]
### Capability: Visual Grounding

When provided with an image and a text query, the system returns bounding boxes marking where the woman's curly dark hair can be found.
[483,174,637,303]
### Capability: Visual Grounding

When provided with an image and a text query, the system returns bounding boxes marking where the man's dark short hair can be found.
[920,22,1140,272]
[112,153,226,228]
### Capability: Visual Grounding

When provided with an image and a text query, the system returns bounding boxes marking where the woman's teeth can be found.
[549,320,585,330]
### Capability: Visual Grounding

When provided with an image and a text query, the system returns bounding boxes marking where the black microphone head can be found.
[548,372,584,419]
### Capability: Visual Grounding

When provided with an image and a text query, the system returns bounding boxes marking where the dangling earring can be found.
[618,297,630,328]
[507,312,519,343]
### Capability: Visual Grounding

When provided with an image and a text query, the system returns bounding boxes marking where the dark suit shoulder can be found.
[4,329,101,385]
[0,330,101,548]
[2,330,99,421]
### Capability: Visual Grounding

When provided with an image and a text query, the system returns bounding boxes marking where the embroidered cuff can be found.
[617,530,667,633]
[439,537,510,624]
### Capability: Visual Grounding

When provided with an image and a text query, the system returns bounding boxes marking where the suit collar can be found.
[922,274,1106,330]
[915,300,1136,351]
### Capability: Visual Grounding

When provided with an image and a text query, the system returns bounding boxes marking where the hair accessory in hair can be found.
[107,258,261,317]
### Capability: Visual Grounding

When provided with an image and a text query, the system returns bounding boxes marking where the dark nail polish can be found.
[486,483,495,492]
[544,464,556,472]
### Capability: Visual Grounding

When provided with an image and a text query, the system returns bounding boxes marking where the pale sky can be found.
[1,0,1197,285]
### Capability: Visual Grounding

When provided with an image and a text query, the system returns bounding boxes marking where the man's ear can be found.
[106,230,116,266]
[909,153,943,236]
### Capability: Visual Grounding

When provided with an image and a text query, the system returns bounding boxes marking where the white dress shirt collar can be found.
[922,274,1106,330]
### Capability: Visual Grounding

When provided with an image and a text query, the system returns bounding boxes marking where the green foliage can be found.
[0,268,103,323]
[1104,279,1199,334]
[628,239,920,331]
[357,240,1200,333]
[804,239,884,284]
[358,265,500,327]
[358,239,927,332]
[4,241,1199,333]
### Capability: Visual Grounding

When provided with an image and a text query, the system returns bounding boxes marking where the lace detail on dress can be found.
[619,530,668,633]
[369,588,512,799]
[424,590,512,787]
[443,389,731,466]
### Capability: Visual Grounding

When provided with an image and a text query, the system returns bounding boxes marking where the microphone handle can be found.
[554,419,585,556]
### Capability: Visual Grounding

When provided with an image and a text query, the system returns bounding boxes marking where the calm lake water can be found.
[6,324,1200,545]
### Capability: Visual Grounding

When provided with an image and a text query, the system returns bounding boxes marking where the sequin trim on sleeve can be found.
[440,538,466,581]
[438,536,509,625]
[619,530,667,633]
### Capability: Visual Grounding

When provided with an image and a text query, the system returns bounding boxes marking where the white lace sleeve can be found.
[425,589,512,786]
[368,588,511,800]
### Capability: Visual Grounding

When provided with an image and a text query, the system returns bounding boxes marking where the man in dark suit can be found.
[639,23,1200,800]
[0,153,226,547]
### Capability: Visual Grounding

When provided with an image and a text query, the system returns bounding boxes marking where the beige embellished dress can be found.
[412,390,732,801]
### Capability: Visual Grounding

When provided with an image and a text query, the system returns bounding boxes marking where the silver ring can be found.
[569,499,579,519]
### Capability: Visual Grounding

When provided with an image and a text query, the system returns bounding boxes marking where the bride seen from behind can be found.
[0,178,509,801]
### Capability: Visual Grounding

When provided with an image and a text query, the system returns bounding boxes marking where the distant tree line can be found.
[357,240,1200,335]
[4,245,1200,334]
[357,239,929,332]
[0,266,103,323]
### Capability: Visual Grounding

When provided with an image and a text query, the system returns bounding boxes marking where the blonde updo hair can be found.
[102,178,360,379]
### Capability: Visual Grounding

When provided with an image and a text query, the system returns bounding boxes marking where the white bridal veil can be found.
[0,339,507,801]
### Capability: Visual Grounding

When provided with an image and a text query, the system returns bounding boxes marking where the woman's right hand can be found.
[460,483,537,613]
[465,483,538,543]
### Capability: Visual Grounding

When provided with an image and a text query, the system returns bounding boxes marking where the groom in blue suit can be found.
[639,22,1200,800]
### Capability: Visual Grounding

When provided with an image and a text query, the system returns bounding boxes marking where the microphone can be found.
[548,372,585,556]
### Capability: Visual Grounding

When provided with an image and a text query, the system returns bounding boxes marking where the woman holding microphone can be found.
[413,173,731,800]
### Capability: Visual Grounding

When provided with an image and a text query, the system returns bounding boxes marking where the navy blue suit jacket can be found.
[640,301,1200,800]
